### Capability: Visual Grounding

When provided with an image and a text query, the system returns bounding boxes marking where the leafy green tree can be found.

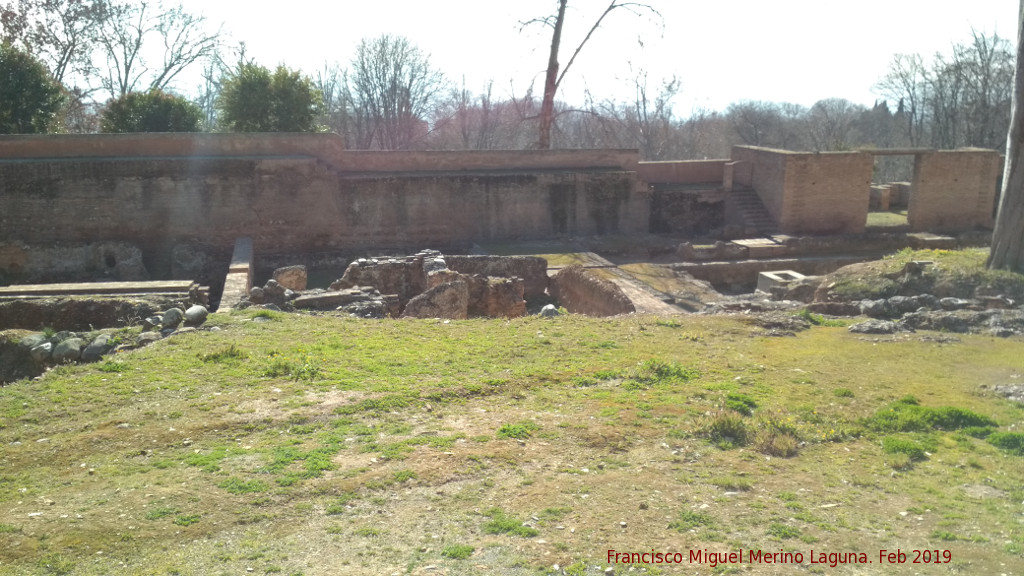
[99,89,202,132]
[0,43,65,133]
[216,62,322,132]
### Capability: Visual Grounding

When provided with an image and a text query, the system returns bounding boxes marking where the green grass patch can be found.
[217,477,269,495]
[482,508,539,537]
[144,506,179,520]
[882,436,927,461]
[441,544,475,559]
[864,396,996,433]
[497,421,540,440]
[670,510,714,532]
[986,431,1024,455]
[724,392,757,416]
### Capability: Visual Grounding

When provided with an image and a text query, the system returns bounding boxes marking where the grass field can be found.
[1,309,1023,575]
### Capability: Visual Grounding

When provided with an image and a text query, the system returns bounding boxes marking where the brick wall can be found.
[731,146,788,223]
[783,152,872,234]
[636,160,727,183]
[0,152,648,278]
[908,149,1001,232]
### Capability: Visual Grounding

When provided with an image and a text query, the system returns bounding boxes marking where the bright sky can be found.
[177,0,1017,114]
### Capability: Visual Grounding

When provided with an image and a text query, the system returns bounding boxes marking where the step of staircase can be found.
[731,187,778,234]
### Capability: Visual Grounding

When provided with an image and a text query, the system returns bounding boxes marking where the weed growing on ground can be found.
[441,544,475,559]
[482,508,538,537]
[725,392,758,415]
[670,510,714,532]
[497,421,540,440]
[797,309,846,327]
[701,410,751,449]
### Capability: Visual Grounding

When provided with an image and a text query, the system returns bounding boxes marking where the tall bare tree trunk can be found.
[989,0,1024,272]
[538,0,566,150]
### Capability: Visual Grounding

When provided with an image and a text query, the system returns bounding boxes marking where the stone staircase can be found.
[730,186,778,235]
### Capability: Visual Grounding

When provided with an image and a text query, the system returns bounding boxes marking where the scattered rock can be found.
[81,334,112,362]
[848,319,902,334]
[992,384,1024,404]
[249,286,265,304]
[939,297,972,311]
[29,342,53,363]
[184,305,208,327]
[137,332,162,347]
[52,338,85,363]
[19,334,47,349]
[161,308,184,329]
[142,316,162,330]
[272,265,307,292]
[805,301,860,316]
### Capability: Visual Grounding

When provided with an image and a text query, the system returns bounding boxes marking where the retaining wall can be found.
[549,265,635,317]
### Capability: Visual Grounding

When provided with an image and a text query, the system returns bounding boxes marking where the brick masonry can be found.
[908,149,1001,232]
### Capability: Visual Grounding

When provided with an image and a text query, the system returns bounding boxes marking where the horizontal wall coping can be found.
[0,134,640,172]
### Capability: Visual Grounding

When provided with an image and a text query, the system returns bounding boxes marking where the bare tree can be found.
[524,0,661,149]
[99,0,221,98]
[989,0,1024,272]
[344,35,446,150]
[876,53,929,146]
[0,0,110,86]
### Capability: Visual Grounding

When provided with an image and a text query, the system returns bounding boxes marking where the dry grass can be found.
[0,310,1022,575]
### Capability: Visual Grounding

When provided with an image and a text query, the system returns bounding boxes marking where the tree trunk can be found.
[538,0,566,150]
[989,0,1024,272]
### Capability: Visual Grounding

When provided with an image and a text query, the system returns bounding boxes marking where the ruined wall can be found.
[443,255,549,299]
[637,160,727,183]
[0,133,347,160]
[732,146,872,235]
[730,146,788,224]
[908,149,1001,232]
[783,152,872,234]
[0,148,648,279]
[549,265,635,317]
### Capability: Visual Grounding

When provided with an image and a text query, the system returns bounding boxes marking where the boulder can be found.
[184,305,209,326]
[137,332,162,346]
[52,338,85,362]
[161,308,184,329]
[19,333,47,349]
[249,286,265,304]
[402,280,469,319]
[272,265,307,292]
[540,304,560,318]
[30,341,53,363]
[81,334,112,362]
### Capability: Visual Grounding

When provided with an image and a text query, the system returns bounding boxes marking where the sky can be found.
[176,0,1017,115]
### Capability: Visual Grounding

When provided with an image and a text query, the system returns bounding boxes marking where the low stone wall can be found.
[550,265,635,317]
[443,255,549,299]
[0,241,148,285]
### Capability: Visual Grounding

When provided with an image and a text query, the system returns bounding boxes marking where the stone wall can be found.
[443,255,549,299]
[549,265,635,317]
[908,149,1001,232]
[0,139,649,279]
